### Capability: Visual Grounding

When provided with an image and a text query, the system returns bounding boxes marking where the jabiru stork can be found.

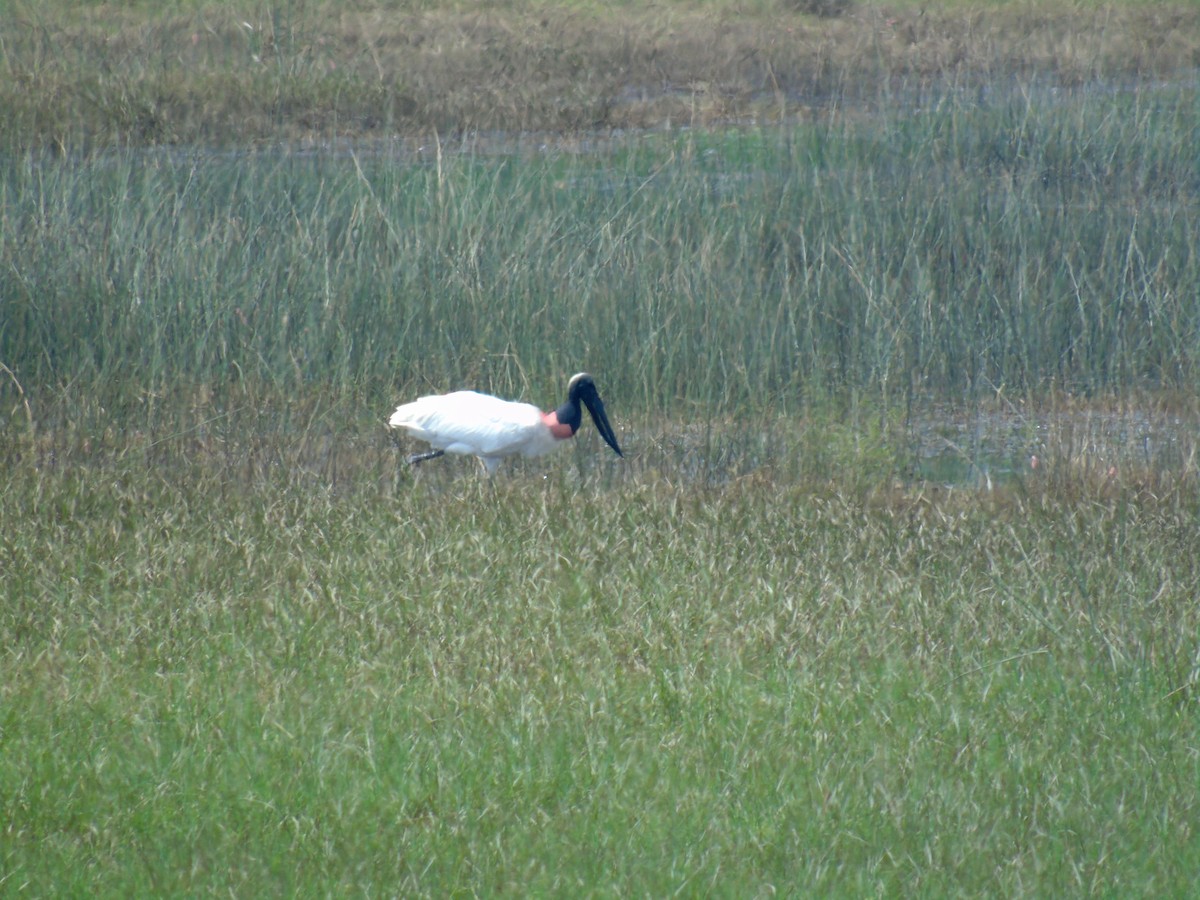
[388,372,623,474]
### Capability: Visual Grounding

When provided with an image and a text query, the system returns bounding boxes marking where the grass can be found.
[3,0,1200,893]
[3,458,1200,895]
[2,0,1199,151]
[3,83,1199,439]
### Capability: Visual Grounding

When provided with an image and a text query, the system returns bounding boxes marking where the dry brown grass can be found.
[3,1,1198,149]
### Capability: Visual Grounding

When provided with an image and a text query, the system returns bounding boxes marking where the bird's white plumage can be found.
[388,390,562,472]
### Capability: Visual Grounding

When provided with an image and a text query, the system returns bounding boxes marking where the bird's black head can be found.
[558,372,623,457]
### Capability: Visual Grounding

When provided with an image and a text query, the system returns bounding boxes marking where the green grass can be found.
[3,460,1200,895]
[3,83,1199,439]
[3,3,1200,892]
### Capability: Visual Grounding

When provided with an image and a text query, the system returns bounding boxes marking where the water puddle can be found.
[907,406,1196,488]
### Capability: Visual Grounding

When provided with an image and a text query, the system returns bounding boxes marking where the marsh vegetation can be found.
[3,1,1199,894]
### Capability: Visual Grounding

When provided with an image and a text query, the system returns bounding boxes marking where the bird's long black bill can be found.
[582,393,623,457]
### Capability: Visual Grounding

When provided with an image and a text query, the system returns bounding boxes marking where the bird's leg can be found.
[408,449,446,466]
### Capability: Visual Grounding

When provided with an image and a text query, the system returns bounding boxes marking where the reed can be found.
[3,80,1197,442]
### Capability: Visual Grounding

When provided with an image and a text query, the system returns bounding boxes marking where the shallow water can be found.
[907,405,1197,488]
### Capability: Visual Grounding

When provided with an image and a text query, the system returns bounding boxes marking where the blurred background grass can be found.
[3,0,1198,152]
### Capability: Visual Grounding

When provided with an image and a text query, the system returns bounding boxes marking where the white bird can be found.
[388,372,623,474]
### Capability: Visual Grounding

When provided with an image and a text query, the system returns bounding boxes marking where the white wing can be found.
[389,391,550,457]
